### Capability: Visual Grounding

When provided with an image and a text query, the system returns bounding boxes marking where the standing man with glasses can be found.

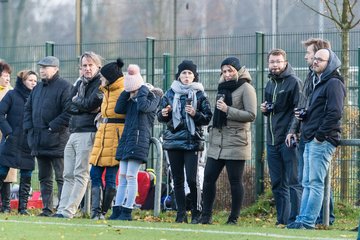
[288,49,345,229]
[286,38,335,226]
[260,49,303,227]
[24,56,72,217]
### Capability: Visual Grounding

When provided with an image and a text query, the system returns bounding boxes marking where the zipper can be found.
[269,81,278,145]
[136,130,139,144]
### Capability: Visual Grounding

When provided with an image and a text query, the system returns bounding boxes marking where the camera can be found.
[294,107,307,120]
[216,93,225,101]
[290,136,297,147]
[265,102,274,112]
[185,98,192,105]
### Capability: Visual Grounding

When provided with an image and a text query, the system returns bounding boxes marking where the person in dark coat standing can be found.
[23,56,72,217]
[0,70,37,215]
[157,60,212,224]
[110,64,162,221]
[54,52,103,219]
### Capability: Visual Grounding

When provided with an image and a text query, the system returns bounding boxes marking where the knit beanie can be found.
[124,64,144,92]
[100,58,124,84]
[221,57,241,71]
[175,60,199,82]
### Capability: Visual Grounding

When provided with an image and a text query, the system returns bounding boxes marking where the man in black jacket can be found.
[24,56,72,217]
[288,49,345,229]
[261,49,302,226]
[53,52,103,218]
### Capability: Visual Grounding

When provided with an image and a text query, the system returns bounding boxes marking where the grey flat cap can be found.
[38,56,59,67]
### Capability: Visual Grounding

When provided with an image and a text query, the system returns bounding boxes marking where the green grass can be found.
[0,192,358,240]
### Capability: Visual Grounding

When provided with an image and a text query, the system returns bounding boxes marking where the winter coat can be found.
[263,63,302,146]
[0,78,34,170]
[207,67,257,161]
[115,85,162,163]
[302,49,346,147]
[0,85,18,182]
[89,77,125,167]
[157,81,212,151]
[23,73,72,158]
[68,74,102,133]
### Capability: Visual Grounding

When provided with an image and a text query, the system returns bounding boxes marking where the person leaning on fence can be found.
[287,49,346,230]
[0,61,18,213]
[157,60,212,224]
[285,38,336,225]
[109,64,163,221]
[23,56,72,217]
[201,57,257,225]
[0,70,37,215]
[88,58,125,220]
[53,52,103,219]
[261,49,303,226]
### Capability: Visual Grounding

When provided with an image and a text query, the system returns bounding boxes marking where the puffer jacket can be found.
[0,77,34,170]
[89,77,125,167]
[157,81,212,151]
[23,72,72,158]
[115,85,162,163]
[207,67,257,160]
[263,63,302,146]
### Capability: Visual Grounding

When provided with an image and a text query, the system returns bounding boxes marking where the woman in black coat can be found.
[0,70,37,215]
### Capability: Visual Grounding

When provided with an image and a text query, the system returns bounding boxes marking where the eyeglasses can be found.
[268,60,286,64]
[313,57,328,63]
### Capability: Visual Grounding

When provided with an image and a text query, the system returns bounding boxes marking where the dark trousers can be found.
[37,157,64,214]
[202,158,245,218]
[267,143,302,224]
[298,137,336,225]
[90,165,118,189]
[167,150,201,213]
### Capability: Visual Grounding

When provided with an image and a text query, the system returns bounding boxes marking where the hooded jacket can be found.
[263,63,302,146]
[0,77,34,170]
[301,49,346,147]
[207,67,257,160]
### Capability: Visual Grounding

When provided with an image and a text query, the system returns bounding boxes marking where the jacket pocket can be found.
[39,129,60,148]
[227,127,248,146]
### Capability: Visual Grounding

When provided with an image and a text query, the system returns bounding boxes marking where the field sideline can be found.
[0,217,356,240]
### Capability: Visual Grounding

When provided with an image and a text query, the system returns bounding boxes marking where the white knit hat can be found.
[124,64,144,92]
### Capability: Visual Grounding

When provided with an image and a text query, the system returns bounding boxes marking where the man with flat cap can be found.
[24,56,72,216]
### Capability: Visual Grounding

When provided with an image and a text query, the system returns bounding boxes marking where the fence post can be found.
[45,41,55,56]
[146,37,155,168]
[357,47,360,201]
[255,32,265,198]
[151,137,163,217]
[163,53,172,91]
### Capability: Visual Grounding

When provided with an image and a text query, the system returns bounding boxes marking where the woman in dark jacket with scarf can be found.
[157,60,212,224]
[0,70,37,215]
[110,64,162,221]
[201,57,257,225]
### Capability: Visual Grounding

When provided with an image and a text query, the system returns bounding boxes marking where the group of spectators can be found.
[0,37,346,230]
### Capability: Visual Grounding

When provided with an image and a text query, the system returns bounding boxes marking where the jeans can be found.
[90,165,117,189]
[298,136,336,225]
[168,150,201,213]
[37,157,64,214]
[202,158,245,218]
[267,143,302,224]
[114,160,142,208]
[57,132,95,218]
[297,139,336,228]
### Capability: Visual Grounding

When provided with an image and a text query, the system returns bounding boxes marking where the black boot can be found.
[109,205,122,220]
[200,212,213,224]
[190,210,201,224]
[1,182,11,213]
[118,207,132,221]
[226,215,238,225]
[175,211,188,223]
[101,187,116,218]
[90,186,102,220]
[18,176,32,215]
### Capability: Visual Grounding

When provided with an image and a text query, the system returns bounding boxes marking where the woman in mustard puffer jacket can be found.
[89,58,125,220]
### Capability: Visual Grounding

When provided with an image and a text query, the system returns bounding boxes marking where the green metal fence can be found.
[1,31,360,209]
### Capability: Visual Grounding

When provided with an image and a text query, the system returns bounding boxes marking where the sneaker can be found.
[38,212,52,217]
[287,222,314,230]
[225,216,238,225]
[52,213,65,218]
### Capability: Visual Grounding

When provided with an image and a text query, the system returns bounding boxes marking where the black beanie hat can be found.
[221,57,241,71]
[175,60,199,82]
[100,58,124,84]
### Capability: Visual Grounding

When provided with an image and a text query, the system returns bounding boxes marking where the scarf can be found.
[213,79,246,129]
[77,72,100,98]
[170,80,204,135]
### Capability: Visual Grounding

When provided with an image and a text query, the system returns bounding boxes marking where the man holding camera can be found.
[261,49,302,226]
[287,49,345,229]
